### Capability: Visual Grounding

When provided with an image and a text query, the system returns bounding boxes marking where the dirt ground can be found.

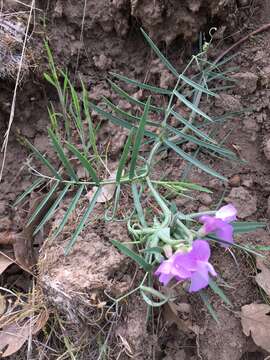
[1,0,270,359]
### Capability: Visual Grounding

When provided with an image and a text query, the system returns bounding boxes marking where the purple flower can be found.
[199,204,237,246]
[155,240,217,292]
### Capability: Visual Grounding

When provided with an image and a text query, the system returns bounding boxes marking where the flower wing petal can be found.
[215,204,237,222]
[191,240,211,262]
[215,222,234,246]
[189,264,210,292]
[199,215,221,233]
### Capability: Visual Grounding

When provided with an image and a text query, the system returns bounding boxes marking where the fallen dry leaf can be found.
[0,323,29,357]
[0,295,6,316]
[241,303,270,352]
[256,257,270,296]
[0,310,48,357]
[0,253,14,275]
[87,171,116,203]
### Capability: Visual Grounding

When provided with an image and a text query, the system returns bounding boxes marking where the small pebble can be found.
[229,174,241,187]
[198,193,213,206]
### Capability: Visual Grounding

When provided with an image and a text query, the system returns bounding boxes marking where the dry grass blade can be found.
[0,0,35,182]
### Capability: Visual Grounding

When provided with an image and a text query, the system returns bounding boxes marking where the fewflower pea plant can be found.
[155,204,236,292]
[15,29,265,319]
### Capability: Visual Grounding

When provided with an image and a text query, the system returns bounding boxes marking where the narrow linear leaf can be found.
[129,97,151,178]
[65,142,99,183]
[116,129,134,182]
[81,80,99,156]
[27,181,59,226]
[232,221,266,233]
[25,139,62,180]
[199,291,219,323]
[167,125,238,160]
[90,102,157,140]
[110,72,172,95]
[208,237,265,258]
[143,247,163,254]
[179,73,217,97]
[44,72,57,87]
[45,41,58,80]
[33,183,71,235]
[170,109,215,143]
[103,96,161,128]
[132,183,147,227]
[213,110,246,123]
[141,28,179,78]
[65,187,101,255]
[173,90,213,122]
[108,79,164,113]
[140,286,169,307]
[164,139,227,181]
[48,128,78,181]
[209,279,232,306]
[111,239,152,272]
[14,178,44,207]
[54,184,85,238]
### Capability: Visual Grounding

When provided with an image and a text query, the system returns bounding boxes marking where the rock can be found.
[263,138,270,160]
[225,187,257,219]
[0,201,6,215]
[243,118,259,132]
[242,178,253,188]
[159,69,175,89]
[232,72,258,95]
[215,94,242,111]
[208,179,224,191]
[93,54,112,71]
[260,65,270,87]
[198,193,213,206]
[229,174,241,187]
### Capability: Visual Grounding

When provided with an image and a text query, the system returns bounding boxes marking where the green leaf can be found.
[25,138,62,180]
[132,183,147,227]
[65,142,99,183]
[209,279,232,306]
[179,73,217,97]
[103,97,161,128]
[129,97,151,178]
[65,187,101,255]
[48,128,78,181]
[44,72,57,87]
[167,125,238,161]
[108,79,164,113]
[27,181,59,226]
[33,183,71,235]
[140,285,169,307]
[199,291,219,324]
[81,80,99,157]
[141,28,179,78]
[13,178,44,207]
[173,90,213,122]
[90,102,157,140]
[164,139,227,181]
[208,236,265,257]
[170,109,215,143]
[54,185,85,237]
[142,247,163,254]
[45,41,58,81]
[116,129,134,182]
[232,222,266,233]
[110,72,172,95]
[111,239,152,272]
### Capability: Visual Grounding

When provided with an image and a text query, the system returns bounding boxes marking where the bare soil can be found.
[1,0,270,359]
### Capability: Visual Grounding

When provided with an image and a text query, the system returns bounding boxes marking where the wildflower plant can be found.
[15,29,265,319]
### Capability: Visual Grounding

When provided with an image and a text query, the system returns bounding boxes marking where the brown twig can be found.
[216,22,270,63]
